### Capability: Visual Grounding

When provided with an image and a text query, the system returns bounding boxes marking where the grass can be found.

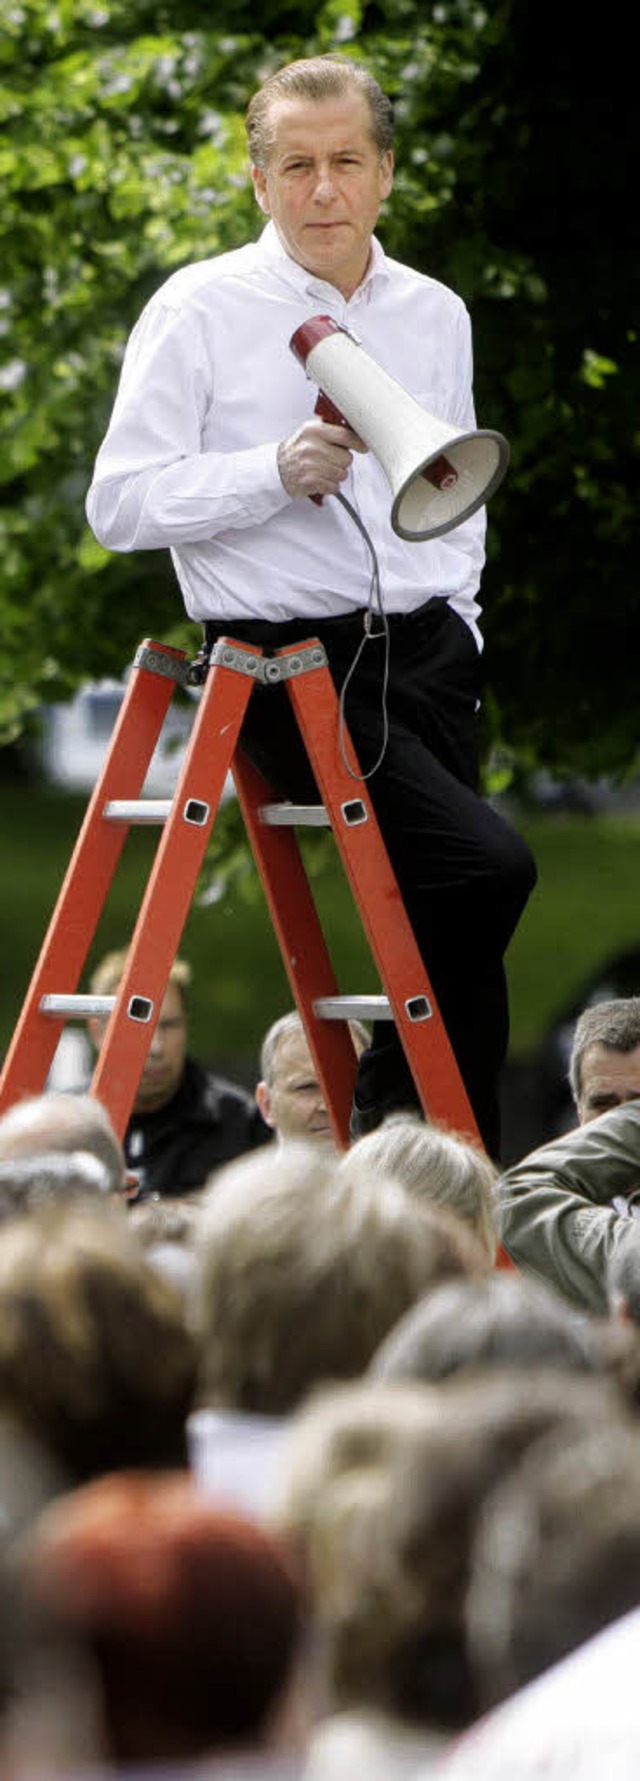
[2,779,640,1075]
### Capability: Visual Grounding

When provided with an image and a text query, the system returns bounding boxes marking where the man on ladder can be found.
[86,54,536,1158]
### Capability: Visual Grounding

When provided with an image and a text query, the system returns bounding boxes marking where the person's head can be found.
[14,1473,306,1767]
[88,950,190,1115]
[0,1150,114,1225]
[195,1142,487,1416]
[0,1092,125,1191]
[256,1010,368,1147]
[277,1368,627,1732]
[569,997,640,1122]
[341,1116,498,1261]
[371,1271,607,1388]
[0,1200,198,1482]
[246,55,394,301]
[467,1419,640,1708]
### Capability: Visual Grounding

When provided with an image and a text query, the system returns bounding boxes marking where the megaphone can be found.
[290,315,509,542]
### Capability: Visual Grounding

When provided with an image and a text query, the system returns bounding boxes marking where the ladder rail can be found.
[280,641,481,1146]
[0,642,186,1112]
[233,749,360,1150]
[89,643,259,1138]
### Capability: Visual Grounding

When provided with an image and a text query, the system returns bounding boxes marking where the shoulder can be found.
[382,252,470,318]
[140,237,266,319]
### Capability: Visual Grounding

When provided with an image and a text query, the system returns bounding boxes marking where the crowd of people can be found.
[1,966,640,1775]
[2,39,636,1781]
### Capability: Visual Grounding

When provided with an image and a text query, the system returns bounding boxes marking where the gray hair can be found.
[259,1009,368,1087]
[340,1116,498,1260]
[569,998,640,1105]
[245,55,394,170]
[0,1093,125,1192]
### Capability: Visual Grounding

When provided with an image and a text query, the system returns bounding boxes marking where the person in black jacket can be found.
[87,949,271,1198]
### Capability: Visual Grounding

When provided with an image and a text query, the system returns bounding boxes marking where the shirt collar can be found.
[256,220,390,303]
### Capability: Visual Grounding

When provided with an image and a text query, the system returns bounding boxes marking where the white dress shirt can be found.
[86,222,485,640]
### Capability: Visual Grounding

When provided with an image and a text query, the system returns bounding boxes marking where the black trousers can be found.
[205,599,537,1158]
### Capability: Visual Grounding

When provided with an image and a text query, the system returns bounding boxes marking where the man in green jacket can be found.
[498,998,640,1312]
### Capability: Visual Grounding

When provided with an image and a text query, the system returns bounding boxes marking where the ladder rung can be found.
[259,803,330,828]
[39,995,116,1020]
[313,995,392,1022]
[103,799,172,824]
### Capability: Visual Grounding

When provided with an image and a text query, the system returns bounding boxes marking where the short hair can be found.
[259,1009,368,1086]
[341,1117,498,1260]
[245,54,395,170]
[468,1419,640,1706]
[88,948,192,1009]
[371,1272,607,1387]
[277,1368,626,1730]
[17,1473,302,1760]
[0,1092,125,1191]
[569,997,640,1105]
[195,1143,486,1415]
[0,1201,198,1481]
[0,1150,113,1222]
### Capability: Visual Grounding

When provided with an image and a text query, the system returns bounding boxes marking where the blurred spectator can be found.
[0,1090,125,1191]
[87,948,271,1197]
[256,1011,368,1149]
[371,1272,608,1388]
[193,1144,487,1418]
[0,1200,198,1483]
[340,1116,498,1261]
[0,1150,113,1223]
[466,1420,640,1709]
[10,1472,308,1774]
[276,1368,627,1776]
[188,1144,485,1514]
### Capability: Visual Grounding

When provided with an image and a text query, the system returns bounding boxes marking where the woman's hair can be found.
[17,1472,302,1761]
[340,1116,498,1260]
[0,1201,198,1480]
[371,1271,607,1387]
[195,1142,486,1415]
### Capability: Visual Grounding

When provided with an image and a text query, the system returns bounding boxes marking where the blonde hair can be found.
[88,948,192,1007]
[340,1117,498,1261]
[195,1143,485,1415]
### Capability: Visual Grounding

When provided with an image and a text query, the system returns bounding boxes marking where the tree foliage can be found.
[1,0,635,772]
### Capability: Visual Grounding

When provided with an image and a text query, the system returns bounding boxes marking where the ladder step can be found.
[103,799,172,824]
[259,803,330,828]
[314,994,392,1022]
[39,995,116,1020]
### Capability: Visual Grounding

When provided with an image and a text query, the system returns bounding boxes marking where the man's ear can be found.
[255,1080,275,1129]
[251,165,271,217]
[87,1015,106,1054]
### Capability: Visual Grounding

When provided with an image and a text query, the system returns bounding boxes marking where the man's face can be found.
[251,91,393,300]
[90,980,188,1116]
[257,1027,334,1146]
[577,1041,640,1123]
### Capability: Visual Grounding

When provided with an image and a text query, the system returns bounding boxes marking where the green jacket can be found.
[497,1101,640,1313]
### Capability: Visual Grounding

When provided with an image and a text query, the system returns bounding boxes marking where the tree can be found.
[1,0,636,772]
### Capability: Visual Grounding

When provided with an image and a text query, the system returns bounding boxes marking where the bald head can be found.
[0,1094,125,1192]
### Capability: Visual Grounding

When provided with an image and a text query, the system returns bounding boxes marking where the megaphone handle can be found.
[310,390,350,505]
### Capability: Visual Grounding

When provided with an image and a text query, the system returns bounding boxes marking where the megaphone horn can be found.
[290,315,509,542]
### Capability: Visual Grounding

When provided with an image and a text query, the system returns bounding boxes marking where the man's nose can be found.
[312,165,337,202]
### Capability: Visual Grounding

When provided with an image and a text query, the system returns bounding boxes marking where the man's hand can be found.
[277,418,368,500]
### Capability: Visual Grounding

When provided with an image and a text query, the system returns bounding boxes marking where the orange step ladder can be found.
[0,635,481,1152]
